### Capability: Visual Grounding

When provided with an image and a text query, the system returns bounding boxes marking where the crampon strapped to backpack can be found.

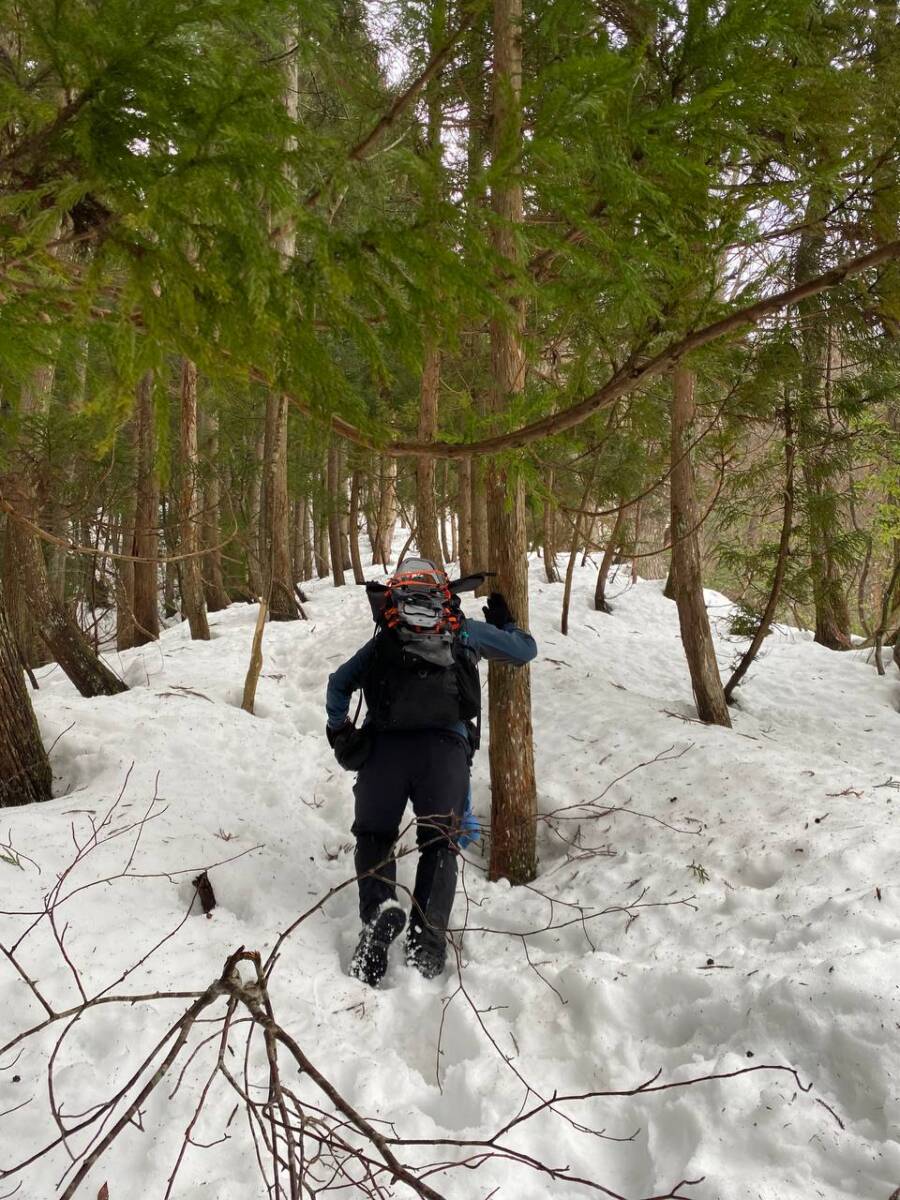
[362,559,491,743]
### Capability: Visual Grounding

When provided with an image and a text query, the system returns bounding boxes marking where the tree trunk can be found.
[200,408,230,612]
[372,457,397,567]
[415,344,444,566]
[0,576,53,807]
[246,420,265,600]
[457,457,474,576]
[795,189,851,649]
[439,461,453,565]
[594,501,626,613]
[486,0,538,886]
[669,367,731,727]
[178,359,210,640]
[542,468,560,582]
[327,443,345,587]
[261,392,298,619]
[132,371,160,646]
[470,455,489,582]
[725,397,795,699]
[9,513,127,695]
[348,469,366,584]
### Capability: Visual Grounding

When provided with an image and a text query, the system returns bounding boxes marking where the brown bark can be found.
[348,470,366,584]
[8,513,127,696]
[542,468,560,583]
[327,444,345,587]
[439,461,453,566]
[457,457,474,576]
[594,501,627,613]
[470,456,489,582]
[200,409,230,612]
[725,399,795,699]
[132,371,160,645]
[246,421,265,600]
[669,368,731,727]
[795,211,851,648]
[415,343,444,567]
[178,360,210,641]
[486,0,538,886]
[0,575,52,807]
[371,457,397,566]
[261,393,298,619]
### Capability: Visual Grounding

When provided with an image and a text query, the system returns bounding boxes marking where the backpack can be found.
[361,564,487,743]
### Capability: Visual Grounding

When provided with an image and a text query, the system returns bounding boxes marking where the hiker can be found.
[325,558,537,986]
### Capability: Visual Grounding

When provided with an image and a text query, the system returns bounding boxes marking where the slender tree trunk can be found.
[115,466,137,651]
[542,468,560,583]
[243,421,264,600]
[725,397,795,699]
[0,576,53,807]
[327,443,345,587]
[594,501,626,613]
[131,371,160,646]
[439,460,453,565]
[261,393,298,618]
[670,367,731,727]
[298,496,314,582]
[470,455,489,581]
[200,409,230,612]
[415,343,444,567]
[9,513,127,695]
[178,360,211,640]
[796,190,851,649]
[486,0,537,886]
[457,457,474,576]
[348,469,366,584]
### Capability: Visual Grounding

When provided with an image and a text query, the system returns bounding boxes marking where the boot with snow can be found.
[349,902,406,987]
[405,920,447,980]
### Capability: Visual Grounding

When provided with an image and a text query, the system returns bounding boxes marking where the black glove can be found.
[483,592,514,629]
[326,721,372,772]
[326,720,351,748]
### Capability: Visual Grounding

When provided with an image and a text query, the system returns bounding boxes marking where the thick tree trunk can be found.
[669,368,731,727]
[178,360,211,640]
[486,0,538,886]
[457,457,474,576]
[200,409,230,613]
[327,443,345,587]
[132,371,160,646]
[0,577,53,807]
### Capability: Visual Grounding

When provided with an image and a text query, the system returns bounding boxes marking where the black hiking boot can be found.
[405,920,446,980]
[349,902,406,987]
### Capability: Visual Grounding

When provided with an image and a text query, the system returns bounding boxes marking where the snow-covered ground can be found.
[2,550,899,1200]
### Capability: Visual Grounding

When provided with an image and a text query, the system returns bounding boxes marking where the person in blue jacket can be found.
[325,558,537,986]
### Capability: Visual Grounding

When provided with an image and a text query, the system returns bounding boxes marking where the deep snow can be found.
[1,551,899,1200]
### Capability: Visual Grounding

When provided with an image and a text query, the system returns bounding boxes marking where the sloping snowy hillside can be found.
[2,553,899,1200]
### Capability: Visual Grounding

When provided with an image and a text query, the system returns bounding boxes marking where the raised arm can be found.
[464,593,537,666]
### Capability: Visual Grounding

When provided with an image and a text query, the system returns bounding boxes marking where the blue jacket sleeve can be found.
[464,619,537,666]
[326,641,375,728]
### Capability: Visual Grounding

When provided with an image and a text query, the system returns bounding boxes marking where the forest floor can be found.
[2,550,899,1200]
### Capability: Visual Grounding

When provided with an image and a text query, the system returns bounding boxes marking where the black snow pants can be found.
[352,730,469,953]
